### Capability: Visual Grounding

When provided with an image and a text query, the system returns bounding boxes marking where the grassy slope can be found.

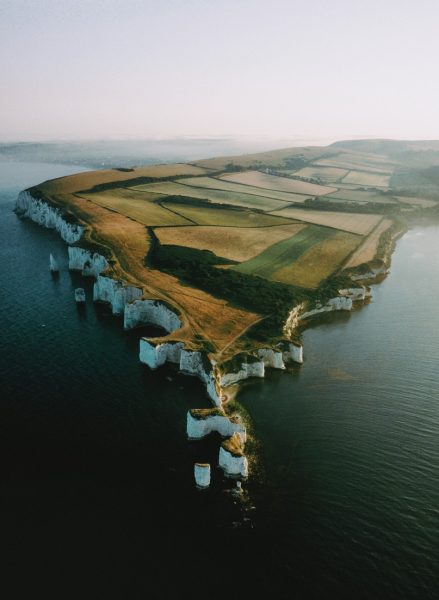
[162,201,295,227]
[154,223,306,263]
[132,180,296,210]
[220,170,337,196]
[232,225,334,279]
[174,176,311,203]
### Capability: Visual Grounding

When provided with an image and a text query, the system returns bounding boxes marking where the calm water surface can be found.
[1,162,438,598]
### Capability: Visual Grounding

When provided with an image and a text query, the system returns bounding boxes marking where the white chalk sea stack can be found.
[194,463,211,489]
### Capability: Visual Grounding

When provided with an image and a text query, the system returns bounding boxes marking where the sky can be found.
[1,0,439,142]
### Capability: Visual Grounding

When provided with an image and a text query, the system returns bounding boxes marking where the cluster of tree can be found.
[149,243,306,337]
[149,242,355,340]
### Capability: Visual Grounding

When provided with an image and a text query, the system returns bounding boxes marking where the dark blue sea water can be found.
[1,161,439,599]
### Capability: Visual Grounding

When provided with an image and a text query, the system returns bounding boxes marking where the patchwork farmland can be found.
[30,139,436,356]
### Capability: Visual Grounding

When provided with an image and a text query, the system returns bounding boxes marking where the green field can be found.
[315,152,395,174]
[220,170,337,196]
[80,191,192,226]
[326,189,395,204]
[291,166,349,182]
[131,180,297,210]
[162,201,294,227]
[175,176,310,203]
[154,223,306,262]
[232,225,334,279]
[341,170,391,188]
[273,230,362,287]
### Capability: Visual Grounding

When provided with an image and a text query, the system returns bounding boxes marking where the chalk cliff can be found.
[124,299,181,331]
[351,265,389,281]
[339,286,372,301]
[219,434,248,479]
[218,359,265,387]
[68,247,109,277]
[194,464,211,489]
[16,191,83,243]
[187,409,246,441]
[139,339,184,369]
[300,296,353,320]
[93,275,143,315]
[139,340,221,405]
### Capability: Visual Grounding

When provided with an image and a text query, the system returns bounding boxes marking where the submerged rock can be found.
[74,288,86,303]
[49,253,59,272]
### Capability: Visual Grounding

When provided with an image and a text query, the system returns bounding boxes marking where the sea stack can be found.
[194,463,211,489]
[75,288,86,303]
[49,253,59,272]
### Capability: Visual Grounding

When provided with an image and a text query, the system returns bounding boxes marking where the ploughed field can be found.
[31,142,439,354]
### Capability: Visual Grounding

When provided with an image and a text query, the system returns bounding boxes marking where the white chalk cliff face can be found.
[218,360,265,387]
[139,340,184,369]
[219,447,248,479]
[339,286,372,301]
[16,191,83,244]
[124,299,181,332]
[139,340,221,405]
[93,275,143,315]
[68,247,109,277]
[218,344,304,388]
[300,296,353,320]
[186,411,246,441]
[179,349,220,405]
[280,342,304,365]
[351,265,389,281]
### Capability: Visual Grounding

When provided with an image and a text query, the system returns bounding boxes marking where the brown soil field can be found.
[154,223,306,262]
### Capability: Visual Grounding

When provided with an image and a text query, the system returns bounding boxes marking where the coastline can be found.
[14,185,404,487]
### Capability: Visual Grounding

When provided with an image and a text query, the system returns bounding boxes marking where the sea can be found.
[1,160,438,599]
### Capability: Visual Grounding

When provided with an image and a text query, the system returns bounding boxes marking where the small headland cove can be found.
[14,139,439,491]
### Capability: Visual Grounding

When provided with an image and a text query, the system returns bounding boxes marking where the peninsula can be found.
[16,139,439,484]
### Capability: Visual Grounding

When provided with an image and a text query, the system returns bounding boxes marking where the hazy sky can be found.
[1,0,438,142]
